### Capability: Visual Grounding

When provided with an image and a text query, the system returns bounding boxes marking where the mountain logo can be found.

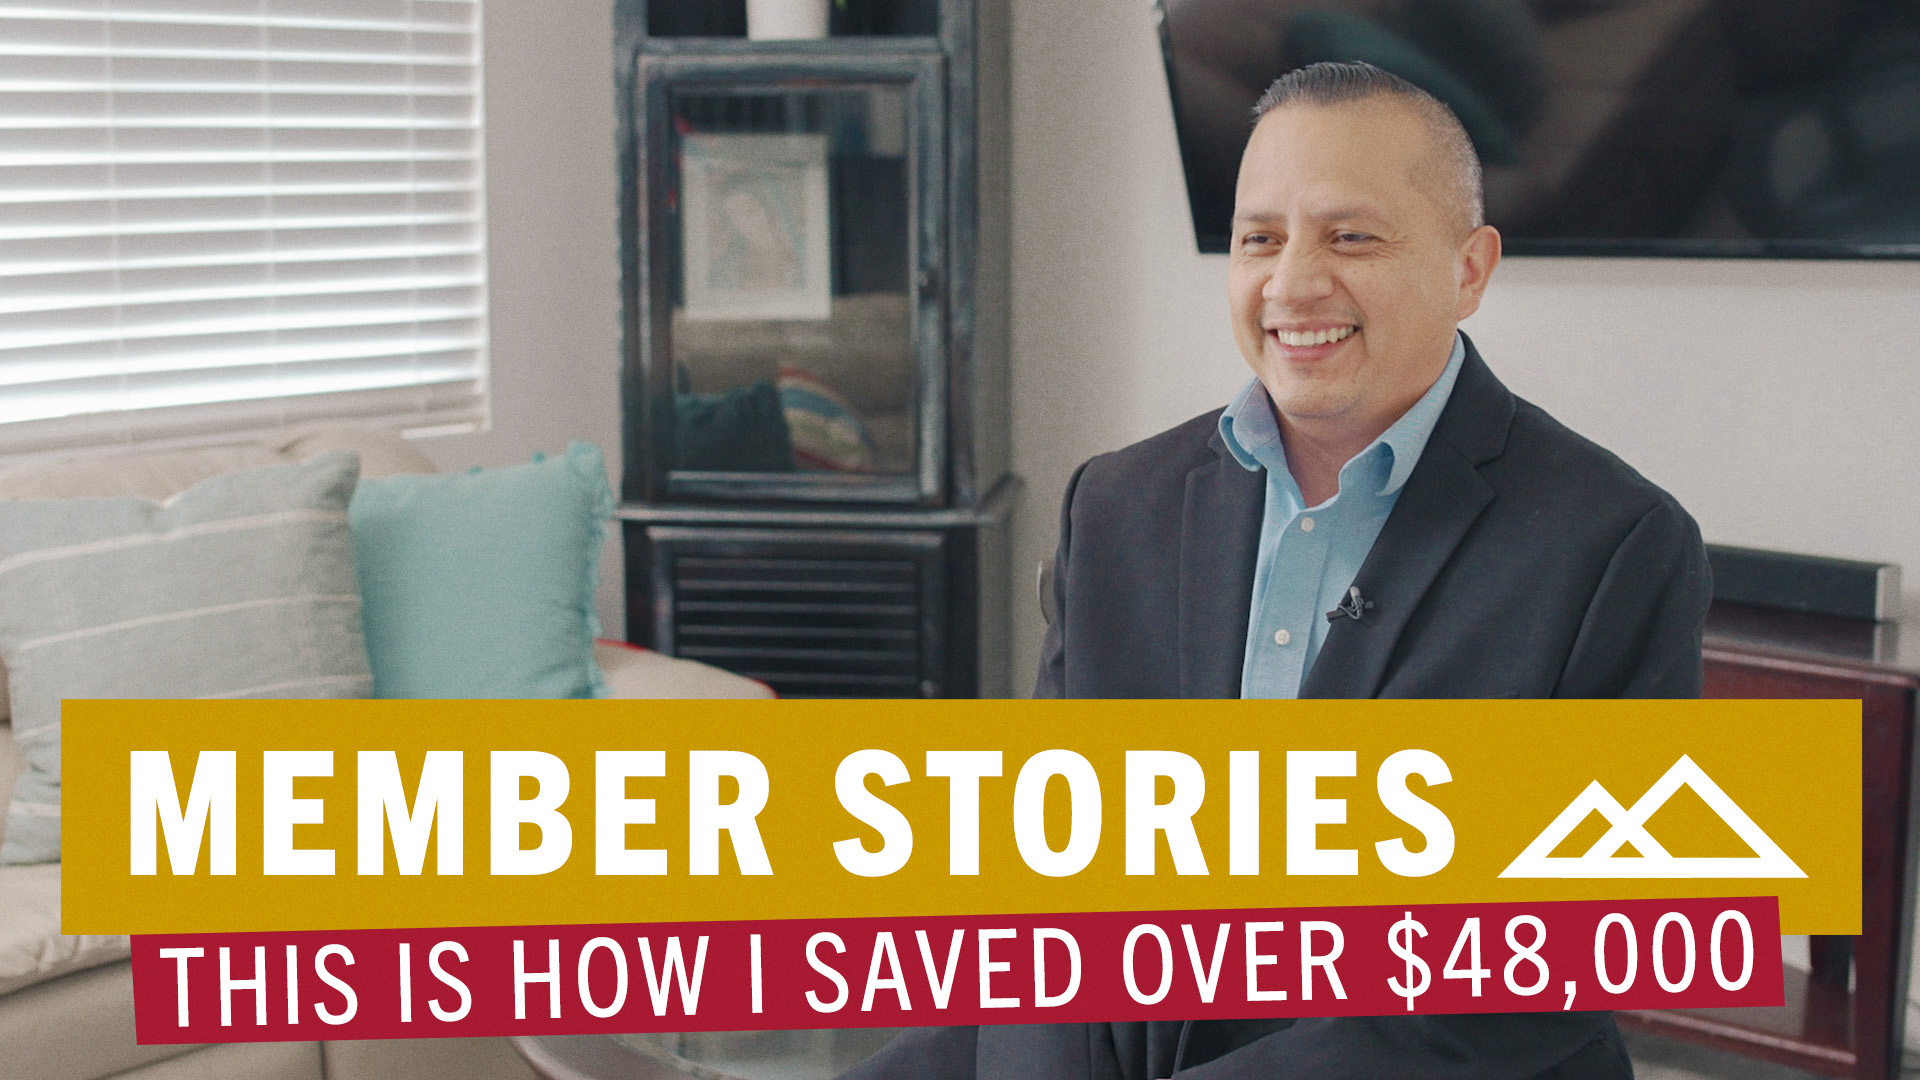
[1500,755,1805,879]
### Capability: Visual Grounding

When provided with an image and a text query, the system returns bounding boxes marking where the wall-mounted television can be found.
[1157,0,1920,257]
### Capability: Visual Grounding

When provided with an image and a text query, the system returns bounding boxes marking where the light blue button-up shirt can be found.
[1218,334,1466,698]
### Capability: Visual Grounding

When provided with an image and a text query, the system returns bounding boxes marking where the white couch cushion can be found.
[0,426,432,506]
[594,640,775,699]
[0,445,287,503]
[0,960,204,1080]
[0,863,128,996]
[119,1041,324,1080]
[266,426,436,480]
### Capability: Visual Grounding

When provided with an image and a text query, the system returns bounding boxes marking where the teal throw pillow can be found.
[0,452,374,865]
[674,381,797,473]
[350,441,614,699]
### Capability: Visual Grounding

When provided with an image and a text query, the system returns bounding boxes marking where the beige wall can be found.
[1005,0,1920,694]
[421,0,626,637]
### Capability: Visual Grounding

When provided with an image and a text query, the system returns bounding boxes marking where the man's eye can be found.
[1335,232,1372,243]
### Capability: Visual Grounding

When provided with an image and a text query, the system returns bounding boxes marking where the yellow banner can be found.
[61,699,1858,935]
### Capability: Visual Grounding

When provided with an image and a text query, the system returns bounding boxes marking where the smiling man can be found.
[847,62,1711,1080]
[1033,62,1708,709]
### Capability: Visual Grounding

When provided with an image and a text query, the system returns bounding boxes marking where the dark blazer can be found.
[846,339,1711,1080]
[1035,336,1710,702]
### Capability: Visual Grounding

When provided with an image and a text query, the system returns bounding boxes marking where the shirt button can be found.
[1274,629,1292,646]
[1299,516,1315,532]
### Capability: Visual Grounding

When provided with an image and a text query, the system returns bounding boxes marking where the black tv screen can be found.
[1157,0,1920,256]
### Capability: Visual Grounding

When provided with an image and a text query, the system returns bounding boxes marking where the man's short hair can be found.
[1252,61,1485,232]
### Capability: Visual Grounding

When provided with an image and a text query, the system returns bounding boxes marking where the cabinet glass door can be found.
[635,53,944,504]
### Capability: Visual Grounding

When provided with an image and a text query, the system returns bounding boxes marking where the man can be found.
[850,62,1709,1078]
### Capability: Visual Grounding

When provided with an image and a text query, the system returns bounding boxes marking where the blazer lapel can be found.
[1179,434,1265,698]
[1301,337,1514,698]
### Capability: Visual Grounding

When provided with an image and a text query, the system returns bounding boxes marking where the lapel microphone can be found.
[1326,585,1374,623]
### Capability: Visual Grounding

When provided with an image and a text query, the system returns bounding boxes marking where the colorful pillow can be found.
[350,441,614,699]
[778,365,877,471]
[0,452,374,865]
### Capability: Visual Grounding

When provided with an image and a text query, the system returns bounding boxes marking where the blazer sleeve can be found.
[1032,460,1090,699]
[1555,495,1713,699]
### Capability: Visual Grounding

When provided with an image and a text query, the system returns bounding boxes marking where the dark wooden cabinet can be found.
[622,493,1013,698]
[614,0,1013,696]
[1618,604,1920,1078]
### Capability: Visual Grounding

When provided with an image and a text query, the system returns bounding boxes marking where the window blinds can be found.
[0,0,487,459]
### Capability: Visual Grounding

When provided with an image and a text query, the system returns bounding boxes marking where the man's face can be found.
[1228,99,1498,439]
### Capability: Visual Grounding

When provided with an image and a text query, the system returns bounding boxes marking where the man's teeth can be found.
[1274,326,1355,347]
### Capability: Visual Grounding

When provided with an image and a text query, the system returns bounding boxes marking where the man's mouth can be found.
[1268,325,1357,348]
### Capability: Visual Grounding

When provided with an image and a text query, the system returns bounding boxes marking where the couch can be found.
[0,428,773,1080]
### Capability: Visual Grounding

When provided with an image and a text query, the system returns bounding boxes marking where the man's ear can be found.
[1454,225,1502,321]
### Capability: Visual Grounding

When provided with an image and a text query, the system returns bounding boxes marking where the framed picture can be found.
[679,133,833,321]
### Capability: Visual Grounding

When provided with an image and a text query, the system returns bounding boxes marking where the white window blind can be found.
[0,0,487,459]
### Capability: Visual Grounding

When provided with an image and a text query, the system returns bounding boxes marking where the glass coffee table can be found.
[513,1029,905,1080]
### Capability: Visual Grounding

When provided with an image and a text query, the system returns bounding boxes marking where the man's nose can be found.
[1264,244,1335,306]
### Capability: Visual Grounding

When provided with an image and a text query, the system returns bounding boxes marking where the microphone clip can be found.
[1326,585,1374,623]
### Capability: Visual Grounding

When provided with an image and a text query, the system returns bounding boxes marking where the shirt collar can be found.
[1218,332,1467,497]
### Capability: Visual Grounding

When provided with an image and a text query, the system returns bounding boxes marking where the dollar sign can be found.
[1388,911,1430,1011]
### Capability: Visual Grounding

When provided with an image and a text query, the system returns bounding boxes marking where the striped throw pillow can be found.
[778,365,876,472]
[0,451,374,865]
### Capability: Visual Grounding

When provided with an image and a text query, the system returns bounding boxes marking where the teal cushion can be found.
[674,381,797,473]
[350,441,614,699]
[1286,10,1521,165]
[0,452,374,865]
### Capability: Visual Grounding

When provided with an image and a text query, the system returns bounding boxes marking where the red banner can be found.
[131,896,1781,1044]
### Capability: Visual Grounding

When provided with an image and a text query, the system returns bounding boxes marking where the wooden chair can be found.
[1617,602,1920,1079]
